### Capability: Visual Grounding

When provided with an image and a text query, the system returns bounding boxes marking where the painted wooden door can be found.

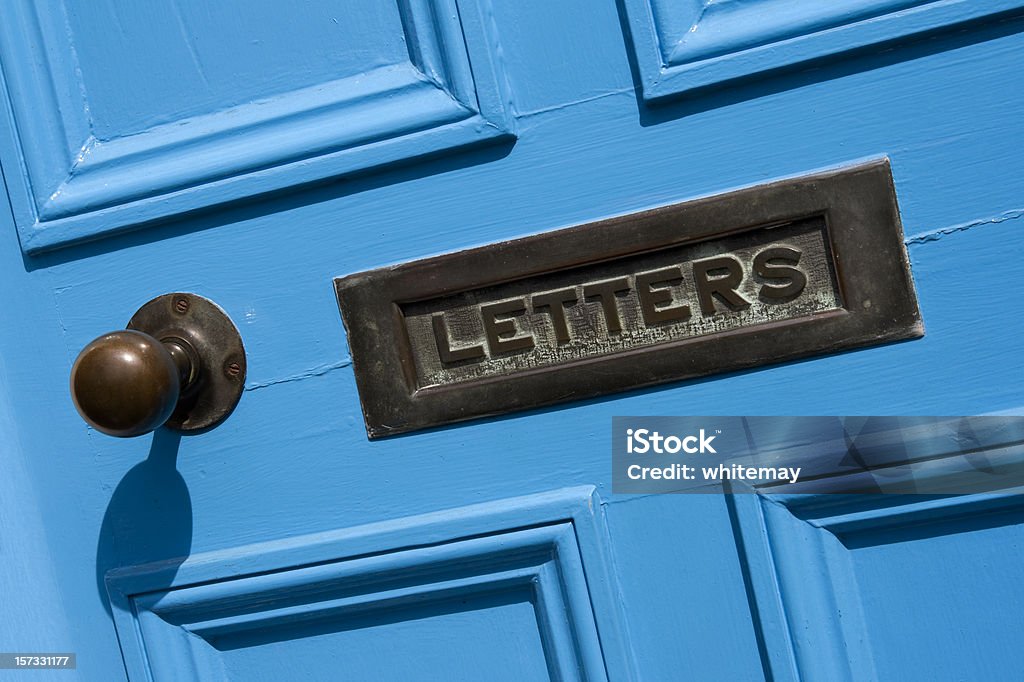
[1,1,1023,680]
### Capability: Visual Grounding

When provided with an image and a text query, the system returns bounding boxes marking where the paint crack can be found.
[244,359,352,391]
[907,208,1023,245]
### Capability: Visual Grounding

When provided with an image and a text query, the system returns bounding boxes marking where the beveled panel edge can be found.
[730,484,1024,681]
[0,0,515,255]
[105,486,636,682]
[620,0,1024,101]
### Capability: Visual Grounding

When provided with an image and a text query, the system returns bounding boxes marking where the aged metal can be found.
[335,160,923,439]
[70,293,246,436]
[71,330,188,437]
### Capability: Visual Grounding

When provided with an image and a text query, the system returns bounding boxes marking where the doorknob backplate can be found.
[126,293,246,432]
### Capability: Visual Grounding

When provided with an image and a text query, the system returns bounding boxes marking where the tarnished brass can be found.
[335,160,923,439]
[70,293,246,437]
[401,217,838,389]
[71,331,191,437]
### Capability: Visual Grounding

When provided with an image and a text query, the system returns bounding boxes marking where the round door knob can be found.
[69,293,246,437]
[71,330,193,437]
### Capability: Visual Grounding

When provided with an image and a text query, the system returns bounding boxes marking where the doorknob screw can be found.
[225,361,241,378]
[174,297,190,314]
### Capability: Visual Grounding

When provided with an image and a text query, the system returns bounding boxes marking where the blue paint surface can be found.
[0,0,1022,679]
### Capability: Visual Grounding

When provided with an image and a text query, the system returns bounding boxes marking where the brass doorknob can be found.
[71,330,195,437]
[69,293,246,437]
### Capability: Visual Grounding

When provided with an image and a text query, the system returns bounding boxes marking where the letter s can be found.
[754,246,807,302]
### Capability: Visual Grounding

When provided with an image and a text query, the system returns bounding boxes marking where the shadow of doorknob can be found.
[69,293,246,437]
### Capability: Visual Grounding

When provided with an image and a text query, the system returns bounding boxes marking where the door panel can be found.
[108,488,632,681]
[735,491,1024,681]
[621,0,1024,100]
[0,0,1022,680]
[0,0,512,252]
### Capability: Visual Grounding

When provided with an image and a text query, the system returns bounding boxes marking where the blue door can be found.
[1,1,1022,680]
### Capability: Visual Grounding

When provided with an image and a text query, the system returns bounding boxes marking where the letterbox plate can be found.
[335,160,922,438]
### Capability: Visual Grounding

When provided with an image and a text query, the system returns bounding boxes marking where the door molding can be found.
[0,0,515,254]
[620,0,1024,101]
[730,443,1024,681]
[106,486,636,681]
